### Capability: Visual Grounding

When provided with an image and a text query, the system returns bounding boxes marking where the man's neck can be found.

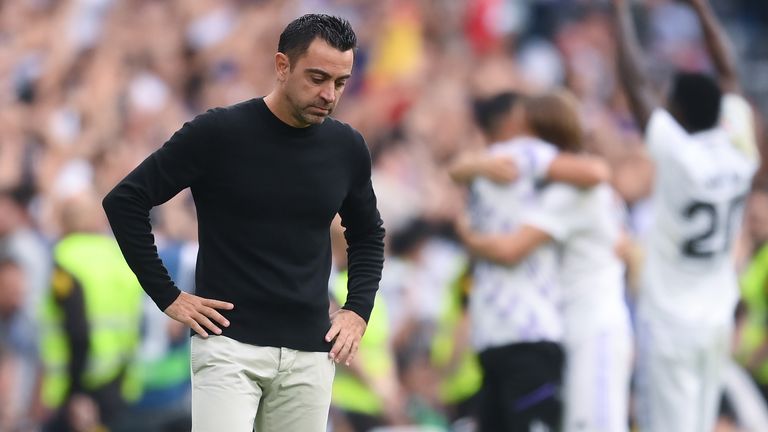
[263,91,309,128]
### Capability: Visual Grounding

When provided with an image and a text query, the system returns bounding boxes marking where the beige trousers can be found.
[190,335,335,432]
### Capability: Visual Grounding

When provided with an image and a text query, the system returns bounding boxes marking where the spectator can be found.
[0,1,766,430]
[0,257,39,431]
[38,191,144,432]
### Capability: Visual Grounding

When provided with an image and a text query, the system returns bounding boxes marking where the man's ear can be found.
[275,52,291,82]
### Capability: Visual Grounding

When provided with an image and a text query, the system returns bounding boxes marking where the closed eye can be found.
[305,68,351,87]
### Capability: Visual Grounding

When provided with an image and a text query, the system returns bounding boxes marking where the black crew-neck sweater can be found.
[103,98,385,352]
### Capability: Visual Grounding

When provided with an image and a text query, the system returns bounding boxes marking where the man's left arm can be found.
[326,131,385,365]
[685,0,740,94]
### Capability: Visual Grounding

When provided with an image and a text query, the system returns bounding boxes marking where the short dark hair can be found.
[277,14,357,64]
[389,218,435,257]
[668,72,722,133]
[472,92,520,136]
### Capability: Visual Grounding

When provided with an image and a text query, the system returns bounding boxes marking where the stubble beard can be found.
[304,100,334,125]
[288,94,332,126]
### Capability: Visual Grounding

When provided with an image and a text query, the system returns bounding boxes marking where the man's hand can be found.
[67,394,100,432]
[164,291,234,338]
[370,376,407,425]
[477,156,519,184]
[325,309,367,365]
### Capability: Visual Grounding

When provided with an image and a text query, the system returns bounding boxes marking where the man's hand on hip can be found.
[325,309,367,366]
[164,291,234,338]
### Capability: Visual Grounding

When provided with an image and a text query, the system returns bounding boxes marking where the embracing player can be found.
[449,91,610,431]
[458,91,633,432]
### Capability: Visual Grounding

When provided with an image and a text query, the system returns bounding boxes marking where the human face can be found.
[276,38,353,127]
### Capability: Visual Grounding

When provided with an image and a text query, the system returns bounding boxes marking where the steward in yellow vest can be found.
[331,270,406,430]
[39,193,143,432]
[737,243,768,397]
[430,260,482,422]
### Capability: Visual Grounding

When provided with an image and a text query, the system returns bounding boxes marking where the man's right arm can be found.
[612,0,660,131]
[102,110,232,337]
[456,184,579,265]
[456,221,553,266]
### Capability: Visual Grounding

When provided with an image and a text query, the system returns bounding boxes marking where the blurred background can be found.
[1,0,767,431]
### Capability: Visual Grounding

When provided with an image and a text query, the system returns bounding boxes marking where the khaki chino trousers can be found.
[190,335,335,432]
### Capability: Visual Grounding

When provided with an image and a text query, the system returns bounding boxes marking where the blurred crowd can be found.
[1,0,768,431]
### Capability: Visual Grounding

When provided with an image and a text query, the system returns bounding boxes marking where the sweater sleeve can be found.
[102,110,218,311]
[337,131,385,322]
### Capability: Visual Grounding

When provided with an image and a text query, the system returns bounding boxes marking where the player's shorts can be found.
[634,309,731,432]
[563,308,633,432]
[477,341,565,432]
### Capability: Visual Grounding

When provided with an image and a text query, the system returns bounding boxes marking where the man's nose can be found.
[319,83,335,104]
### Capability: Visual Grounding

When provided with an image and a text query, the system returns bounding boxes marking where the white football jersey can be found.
[524,183,627,320]
[524,183,633,432]
[641,94,758,326]
[467,136,562,351]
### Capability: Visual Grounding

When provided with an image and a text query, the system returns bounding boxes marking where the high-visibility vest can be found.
[738,243,768,383]
[430,260,482,405]
[331,270,393,415]
[137,244,191,398]
[39,233,143,408]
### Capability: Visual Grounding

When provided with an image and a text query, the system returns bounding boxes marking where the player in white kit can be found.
[450,92,610,431]
[613,0,759,430]
[458,91,633,432]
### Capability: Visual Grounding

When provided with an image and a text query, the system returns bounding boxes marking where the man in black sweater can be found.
[102,14,385,432]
